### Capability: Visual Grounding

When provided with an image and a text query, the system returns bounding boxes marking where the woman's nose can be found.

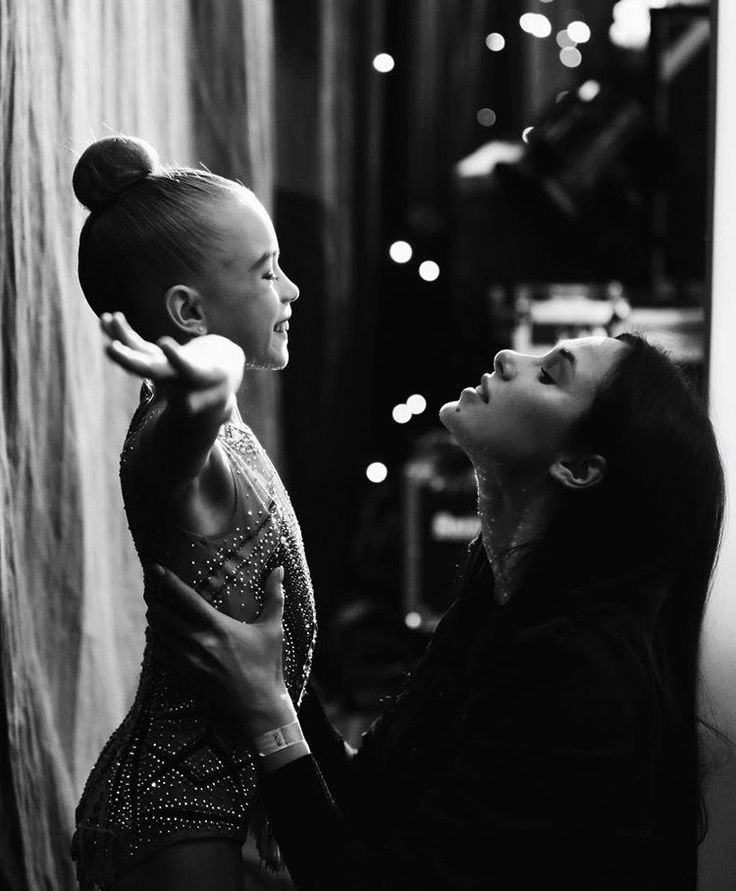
[493,349,517,381]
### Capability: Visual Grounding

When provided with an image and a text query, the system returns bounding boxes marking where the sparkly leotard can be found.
[72,384,317,889]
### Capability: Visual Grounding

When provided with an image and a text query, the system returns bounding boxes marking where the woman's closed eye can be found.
[539,367,555,384]
[263,271,280,282]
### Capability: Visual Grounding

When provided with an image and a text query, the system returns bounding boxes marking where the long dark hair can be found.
[514,333,725,868]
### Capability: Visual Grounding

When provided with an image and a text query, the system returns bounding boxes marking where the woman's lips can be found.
[460,386,481,400]
[474,379,491,403]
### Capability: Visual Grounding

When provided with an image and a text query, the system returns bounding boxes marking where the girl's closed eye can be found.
[264,271,280,282]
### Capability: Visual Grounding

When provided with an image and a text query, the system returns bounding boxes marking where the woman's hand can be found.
[100,312,244,417]
[144,565,297,736]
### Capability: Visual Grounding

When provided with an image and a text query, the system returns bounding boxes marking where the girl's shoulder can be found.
[120,381,161,469]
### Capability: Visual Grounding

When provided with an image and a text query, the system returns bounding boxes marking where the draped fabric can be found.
[0,2,274,888]
[189,0,282,467]
[275,0,386,624]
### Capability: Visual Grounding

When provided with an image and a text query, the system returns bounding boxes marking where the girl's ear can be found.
[549,454,607,490]
[164,285,208,336]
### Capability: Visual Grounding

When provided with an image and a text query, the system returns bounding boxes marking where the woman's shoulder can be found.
[497,602,657,727]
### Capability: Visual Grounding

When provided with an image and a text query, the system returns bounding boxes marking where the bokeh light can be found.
[610,0,657,50]
[366,462,388,483]
[578,80,600,102]
[372,53,395,73]
[556,90,569,103]
[405,612,422,629]
[560,46,582,68]
[476,107,497,127]
[520,13,552,39]
[556,29,577,49]
[485,32,505,52]
[419,261,440,282]
[567,21,591,44]
[534,15,552,38]
[519,13,536,33]
[392,404,412,424]
[406,394,427,415]
[522,126,534,144]
[389,240,413,263]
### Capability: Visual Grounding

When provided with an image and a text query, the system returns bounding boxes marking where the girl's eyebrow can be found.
[250,249,278,270]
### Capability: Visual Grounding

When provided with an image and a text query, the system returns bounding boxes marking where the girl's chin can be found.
[257,343,290,369]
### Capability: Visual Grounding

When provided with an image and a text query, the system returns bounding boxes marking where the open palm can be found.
[100,312,244,413]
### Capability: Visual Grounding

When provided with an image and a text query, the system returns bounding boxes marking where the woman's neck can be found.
[475,466,552,604]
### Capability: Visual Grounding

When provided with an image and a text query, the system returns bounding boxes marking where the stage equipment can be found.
[402,431,479,630]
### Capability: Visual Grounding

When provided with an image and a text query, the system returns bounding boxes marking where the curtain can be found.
[0,2,274,888]
[189,0,281,466]
[274,0,388,634]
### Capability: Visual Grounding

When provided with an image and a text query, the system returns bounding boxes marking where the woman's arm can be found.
[101,312,244,496]
[295,684,358,808]
[260,630,652,890]
[146,569,654,890]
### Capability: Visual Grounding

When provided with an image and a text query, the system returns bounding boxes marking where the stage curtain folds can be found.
[0,2,274,888]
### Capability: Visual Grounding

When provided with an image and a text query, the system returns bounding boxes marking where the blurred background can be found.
[0,0,722,888]
[278,0,712,725]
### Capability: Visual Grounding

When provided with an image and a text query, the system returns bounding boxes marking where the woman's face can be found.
[201,191,299,369]
[440,337,626,470]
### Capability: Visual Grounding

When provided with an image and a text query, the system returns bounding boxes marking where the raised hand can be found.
[100,312,245,416]
[101,312,177,383]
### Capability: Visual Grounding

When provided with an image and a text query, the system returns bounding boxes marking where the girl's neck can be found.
[475,466,552,605]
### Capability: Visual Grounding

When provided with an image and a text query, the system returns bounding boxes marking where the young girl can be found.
[148,334,724,889]
[70,135,316,890]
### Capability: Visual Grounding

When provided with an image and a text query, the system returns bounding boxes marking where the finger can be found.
[100,313,117,338]
[106,341,177,381]
[157,337,195,374]
[150,630,212,687]
[258,566,285,626]
[146,599,205,639]
[146,597,222,659]
[158,338,222,387]
[148,565,228,628]
[110,312,161,357]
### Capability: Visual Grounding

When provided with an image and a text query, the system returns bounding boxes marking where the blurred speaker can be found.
[402,431,479,630]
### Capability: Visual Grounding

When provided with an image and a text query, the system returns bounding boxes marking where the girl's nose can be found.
[279,270,299,302]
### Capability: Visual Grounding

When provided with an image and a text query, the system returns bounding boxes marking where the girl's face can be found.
[201,191,299,369]
[440,337,626,471]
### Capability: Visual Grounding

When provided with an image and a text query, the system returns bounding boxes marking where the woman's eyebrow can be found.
[554,347,577,374]
[547,347,577,375]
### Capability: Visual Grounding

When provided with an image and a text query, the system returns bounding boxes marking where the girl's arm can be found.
[102,312,244,498]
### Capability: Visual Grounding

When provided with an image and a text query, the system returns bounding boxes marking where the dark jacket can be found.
[264,538,692,890]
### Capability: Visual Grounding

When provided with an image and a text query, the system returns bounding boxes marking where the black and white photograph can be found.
[1,1,736,888]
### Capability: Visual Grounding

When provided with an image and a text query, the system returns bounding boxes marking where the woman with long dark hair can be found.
[144,333,724,890]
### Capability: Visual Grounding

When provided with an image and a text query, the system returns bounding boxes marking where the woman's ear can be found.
[164,285,208,336]
[549,454,607,490]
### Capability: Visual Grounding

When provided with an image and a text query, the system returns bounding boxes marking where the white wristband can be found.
[253,720,305,758]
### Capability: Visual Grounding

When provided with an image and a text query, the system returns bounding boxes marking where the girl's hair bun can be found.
[72,135,160,213]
